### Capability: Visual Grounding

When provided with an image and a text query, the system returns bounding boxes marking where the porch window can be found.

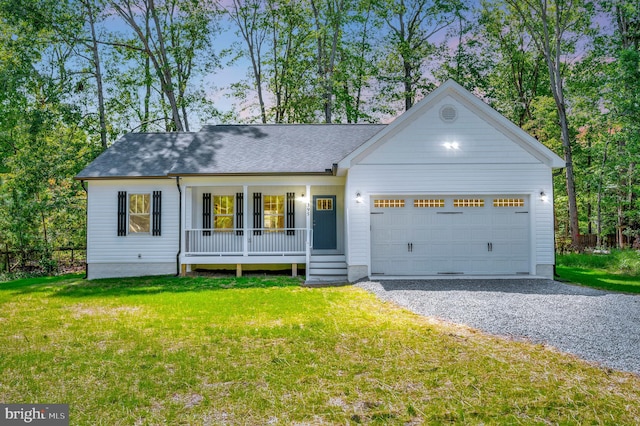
[129,193,150,233]
[214,195,234,230]
[264,195,284,231]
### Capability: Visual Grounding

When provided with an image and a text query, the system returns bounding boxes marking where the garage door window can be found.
[414,199,445,208]
[454,198,485,207]
[374,199,405,208]
[493,198,525,207]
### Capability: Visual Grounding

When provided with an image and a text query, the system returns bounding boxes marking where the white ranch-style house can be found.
[76,80,565,283]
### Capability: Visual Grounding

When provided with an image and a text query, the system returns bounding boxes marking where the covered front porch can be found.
[178,176,348,282]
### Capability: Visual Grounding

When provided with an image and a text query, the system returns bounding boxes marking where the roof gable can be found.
[338,80,565,169]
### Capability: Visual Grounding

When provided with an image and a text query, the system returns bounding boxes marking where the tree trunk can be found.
[111,0,184,131]
[148,0,183,131]
[83,0,107,150]
[595,138,608,248]
[404,59,413,110]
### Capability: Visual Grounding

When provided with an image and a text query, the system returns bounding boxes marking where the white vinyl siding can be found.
[359,97,542,166]
[86,180,179,265]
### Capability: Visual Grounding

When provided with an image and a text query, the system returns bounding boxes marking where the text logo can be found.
[1,405,68,426]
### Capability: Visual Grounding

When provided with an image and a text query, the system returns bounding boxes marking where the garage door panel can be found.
[371,195,530,276]
[423,242,453,257]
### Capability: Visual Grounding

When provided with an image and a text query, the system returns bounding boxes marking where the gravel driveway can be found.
[356,279,640,375]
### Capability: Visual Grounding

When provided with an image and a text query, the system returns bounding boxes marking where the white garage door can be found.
[370,195,530,276]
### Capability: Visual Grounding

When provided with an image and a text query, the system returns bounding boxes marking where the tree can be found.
[374,0,461,111]
[476,0,548,126]
[309,0,348,122]
[334,2,379,122]
[79,0,109,150]
[0,2,94,270]
[505,0,594,248]
[226,0,269,123]
[599,0,640,247]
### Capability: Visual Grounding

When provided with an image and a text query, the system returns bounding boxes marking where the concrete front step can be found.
[305,276,348,285]
[308,268,347,276]
[309,262,347,269]
[309,254,346,262]
[306,254,348,284]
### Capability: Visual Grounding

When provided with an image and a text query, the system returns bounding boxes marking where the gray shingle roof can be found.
[76,124,385,178]
[76,132,193,178]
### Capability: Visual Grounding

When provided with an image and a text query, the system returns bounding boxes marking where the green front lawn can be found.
[556,250,640,293]
[555,266,640,293]
[1,275,640,424]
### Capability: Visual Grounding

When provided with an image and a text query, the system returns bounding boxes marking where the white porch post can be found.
[305,184,311,278]
[184,186,192,272]
[243,185,248,257]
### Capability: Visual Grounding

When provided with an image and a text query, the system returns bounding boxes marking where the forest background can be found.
[0,0,638,272]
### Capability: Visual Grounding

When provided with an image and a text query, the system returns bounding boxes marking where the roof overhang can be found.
[74,175,173,181]
[167,171,336,177]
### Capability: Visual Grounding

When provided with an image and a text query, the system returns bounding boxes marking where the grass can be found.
[1,274,640,424]
[556,250,640,293]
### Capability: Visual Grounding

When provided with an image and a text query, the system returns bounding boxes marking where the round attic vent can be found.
[439,105,458,123]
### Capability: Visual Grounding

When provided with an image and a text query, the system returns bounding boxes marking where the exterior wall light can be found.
[540,191,549,203]
[443,142,459,150]
[355,192,363,204]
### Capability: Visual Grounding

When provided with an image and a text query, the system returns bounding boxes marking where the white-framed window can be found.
[129,193,150,233]
[264,195,285,230]
[316,198,334,211]
[117,191,161,236]
[214,195,235,230]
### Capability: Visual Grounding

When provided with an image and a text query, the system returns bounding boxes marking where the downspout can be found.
[175,176,182,276]
[80,180,88,279]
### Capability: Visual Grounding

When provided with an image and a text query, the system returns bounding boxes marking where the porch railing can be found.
[185,228,308,256]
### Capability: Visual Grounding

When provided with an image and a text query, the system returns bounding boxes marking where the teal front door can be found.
[313,195,337,249]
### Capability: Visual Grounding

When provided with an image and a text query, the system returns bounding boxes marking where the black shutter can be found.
[152,191,162,236]
[286,192,295,235]
[117,191,127,236]
[236,192,244,236]
[253,192,262,235]
[203,193,211,236]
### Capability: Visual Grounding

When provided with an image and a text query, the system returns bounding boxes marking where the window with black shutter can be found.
[236,192,244,236]
[203,193,211,236]
[253,192,262,235]
[117,190,162,236]
[286,192,295,235]
[152,191,162,236]
[117,191,127,236]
